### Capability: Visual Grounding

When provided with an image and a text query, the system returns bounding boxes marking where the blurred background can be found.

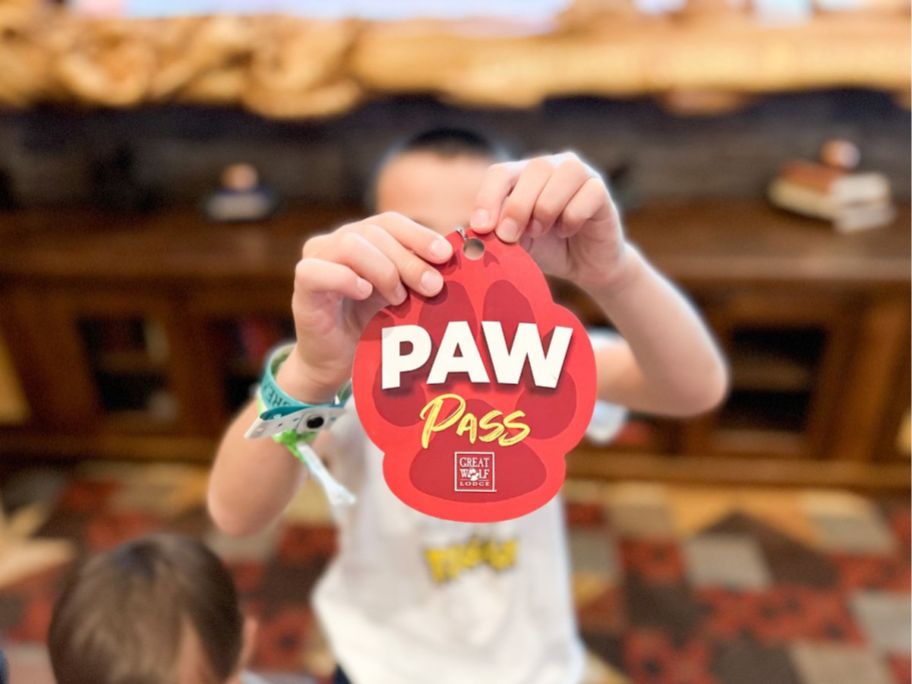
[0,0,909,682]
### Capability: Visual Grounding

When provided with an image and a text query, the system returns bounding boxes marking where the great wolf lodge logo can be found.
[455,452,495,492]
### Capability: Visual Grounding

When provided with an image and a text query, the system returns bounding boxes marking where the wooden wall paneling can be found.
[186,286,293,317]
[184,284,294,424]
[801,293,858,463]
[0,287,99,432]
[49,287,187,436]
[679,289,855,460]
[21,288,104,432]
[174,308,234,432]
[875,347,911,461]
[567,447,910,490]
[0,287,42,430]
[156,296,227,438]
[829,295,911,462]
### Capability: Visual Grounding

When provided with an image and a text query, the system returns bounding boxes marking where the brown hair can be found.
[48,533,243,684]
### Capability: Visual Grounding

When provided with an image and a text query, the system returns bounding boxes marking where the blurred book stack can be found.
[768,156,895,233]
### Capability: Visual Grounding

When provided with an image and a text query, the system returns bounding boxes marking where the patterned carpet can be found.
[0,462,908,684]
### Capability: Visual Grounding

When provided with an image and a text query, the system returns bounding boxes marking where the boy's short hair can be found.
[49,533,243,684]
[386,127,511,163]
[366,127,512,210]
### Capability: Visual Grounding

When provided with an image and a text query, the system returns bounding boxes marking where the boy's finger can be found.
[470,161,523,233]
[530,160,592,237]
[371,213,453,264]
[356,222,445,297]
[495,159,553,243]
[557,177,609,238]
[294,259,373,302]
[330,232,407,305]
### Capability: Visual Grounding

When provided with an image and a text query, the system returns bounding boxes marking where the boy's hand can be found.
[469,153,630,289]
[284,213,453,402]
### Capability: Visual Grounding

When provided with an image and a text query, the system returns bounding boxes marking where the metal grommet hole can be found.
[462,238,485,260]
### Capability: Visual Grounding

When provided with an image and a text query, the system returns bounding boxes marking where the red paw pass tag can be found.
[352,229,596,522]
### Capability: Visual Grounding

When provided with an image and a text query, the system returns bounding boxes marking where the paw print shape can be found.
[353,230,596,522]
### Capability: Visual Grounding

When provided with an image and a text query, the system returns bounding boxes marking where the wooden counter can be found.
[1,200,908,489]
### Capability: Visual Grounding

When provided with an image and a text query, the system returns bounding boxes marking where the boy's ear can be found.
[238,615,259,673]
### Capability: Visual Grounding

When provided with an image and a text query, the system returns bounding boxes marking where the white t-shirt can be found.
[312,333,626,684]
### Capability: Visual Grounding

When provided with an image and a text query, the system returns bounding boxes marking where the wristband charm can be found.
[244,343,351,441]
[244,402,348,441]
[244,342,356,507]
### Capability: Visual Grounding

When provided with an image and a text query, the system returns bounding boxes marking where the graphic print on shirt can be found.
[423,535,519,584]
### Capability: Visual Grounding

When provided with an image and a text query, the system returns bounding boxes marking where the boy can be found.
[48,533,263,684]
[209,129,728,683]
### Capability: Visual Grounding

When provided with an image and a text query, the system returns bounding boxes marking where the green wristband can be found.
[258,343,352,413]
[244,342,351,443]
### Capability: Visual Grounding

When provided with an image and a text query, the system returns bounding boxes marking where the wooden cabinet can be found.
[682,291,856,460]
[565,201,911,489]
[1,202,908,489]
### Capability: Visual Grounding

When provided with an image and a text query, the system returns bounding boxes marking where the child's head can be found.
[373,128,511,234]
[49,533,254,684]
